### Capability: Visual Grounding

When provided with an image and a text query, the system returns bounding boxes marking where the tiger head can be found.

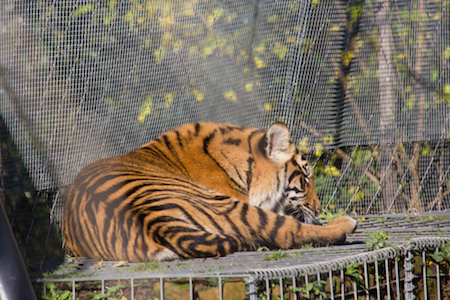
[283,151,321,224]
[249,122,321,224]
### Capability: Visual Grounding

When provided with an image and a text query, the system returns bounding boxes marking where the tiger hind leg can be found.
[147,222,256,260]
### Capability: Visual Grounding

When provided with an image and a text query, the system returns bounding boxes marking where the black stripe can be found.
[246,157,254,189]
[194,122,201,136]
[224,138,241,146]
[269,216,286,241]
[258,135,268,158]
[289,170,301,182]
[203,131,246,194]
[162,134,190,176]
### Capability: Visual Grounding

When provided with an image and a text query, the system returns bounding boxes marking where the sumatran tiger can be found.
[63,122,357,262]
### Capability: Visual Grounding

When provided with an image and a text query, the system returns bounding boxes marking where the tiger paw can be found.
[326,216,357,234]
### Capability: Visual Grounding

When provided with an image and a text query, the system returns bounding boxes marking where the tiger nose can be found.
[315,208,321,216]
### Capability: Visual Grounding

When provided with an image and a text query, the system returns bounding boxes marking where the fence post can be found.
[0,198,37,299]
[404,250,415,300]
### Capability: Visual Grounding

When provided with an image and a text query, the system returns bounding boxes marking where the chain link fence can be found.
[1,0,449,264]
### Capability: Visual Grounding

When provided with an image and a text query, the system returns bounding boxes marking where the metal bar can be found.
[341,269,345,299]
[189,277,193,300]
[436,248,441,300]
[385,258,391,300]
[72,280,76,300]
[395,257,400,298]
[160,277,164,300]
[404,250,415,300]
[364,261,369,300]
[266,278,270,300]
[246,277,257,300]
[316,273,322,300]
[375,261,380,300]
[102,279,105,296]
[305,275,310,298]
[0,200,37,300]
[422,250,427,300]
[219,276,222,300]
[279,278,284,300]
[131,278,134,300]
[329,270,334,300]
[292,276,298,300]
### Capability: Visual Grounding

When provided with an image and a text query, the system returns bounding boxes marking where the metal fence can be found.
[34,213,450,299]
[1,0,450,282]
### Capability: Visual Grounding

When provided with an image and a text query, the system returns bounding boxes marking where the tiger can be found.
[63,122,357,262]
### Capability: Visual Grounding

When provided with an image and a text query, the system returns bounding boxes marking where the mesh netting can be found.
[1,0,450,264]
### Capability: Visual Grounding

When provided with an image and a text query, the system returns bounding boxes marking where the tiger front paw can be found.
[326,216,357,234]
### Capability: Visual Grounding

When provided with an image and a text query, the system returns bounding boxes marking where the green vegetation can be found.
[289,280,327,298]
[429,243,450,264]
[131,259,162,272]
[364,230,392,251]
[263,250,290,261]
[41,283,72,300]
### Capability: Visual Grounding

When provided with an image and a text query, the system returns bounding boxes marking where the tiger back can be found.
[63,122,357,262]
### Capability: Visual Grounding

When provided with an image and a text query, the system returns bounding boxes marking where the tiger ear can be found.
[266,122,295,164]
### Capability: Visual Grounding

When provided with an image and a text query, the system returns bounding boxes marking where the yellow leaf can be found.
[193,89,204,102]
[245,82,253,92]
[138,97,153,123]
[342,50,354,66]
[273,43,288,60]
[331,26,340,31]
[154,47,166,63]
[329,203,335,209]
[183,2,195,16]
[444,85,450,95]
[314,143,323,157]
[161,32,173,44]
[96,260,103,266]
[223,90,237,102]
[264,102,272,111]
[173,40,183,51]
[253,56,265,69]
[112,261,128,268]
[125,11,134,28]
[324,165,340,176]
[227,13,237,23]
[207,8,224,27]
[322,135,334,145]
[298,137,310,154]
[159,16,174,28]
[165,93,174,108]
[254,42,265,53]
[74,4,94,16]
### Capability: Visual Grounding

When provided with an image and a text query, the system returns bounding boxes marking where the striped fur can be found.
[63,122,356,262]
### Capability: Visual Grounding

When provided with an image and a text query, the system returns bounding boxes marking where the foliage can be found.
[345,263,364,288]
[429,242,450,264]
[131,259,162,272]
[92,285,127,300]
[318,208,347,222]
[41,283,72,300]
[364,230,395,251]
[290,280,327,298]
[263,250,290,261]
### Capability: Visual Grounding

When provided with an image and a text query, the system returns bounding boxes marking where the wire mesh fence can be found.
[1,0,450,278]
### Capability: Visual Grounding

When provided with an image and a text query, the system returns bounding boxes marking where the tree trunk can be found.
[376,0,397,213]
